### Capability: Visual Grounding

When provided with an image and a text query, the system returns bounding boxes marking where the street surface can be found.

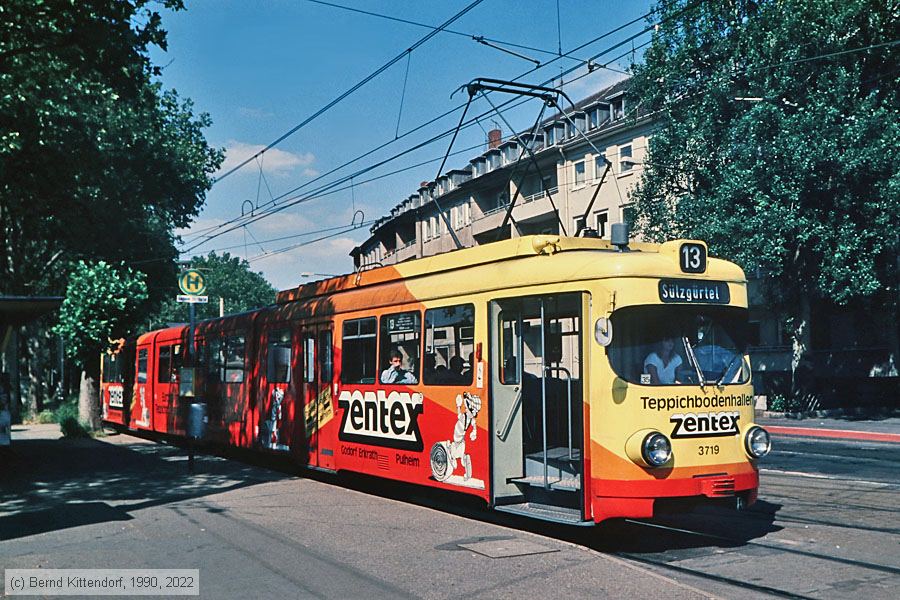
[1,421,898,599]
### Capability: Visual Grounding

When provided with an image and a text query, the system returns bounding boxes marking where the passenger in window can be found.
[644,337,682,385]
[461,352,474,381]
[381,350,417,384]
[448,356,466,384]
[423,353,437,381]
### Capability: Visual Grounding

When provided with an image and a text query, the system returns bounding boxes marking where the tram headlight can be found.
[642,432,673,467]
[744,426,771,459]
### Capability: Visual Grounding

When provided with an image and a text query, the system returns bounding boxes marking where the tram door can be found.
[299,324,335,470]
[490,293,584,518]
[260,328,293,452]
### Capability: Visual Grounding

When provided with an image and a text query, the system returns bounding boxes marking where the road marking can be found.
[766,425,900,444]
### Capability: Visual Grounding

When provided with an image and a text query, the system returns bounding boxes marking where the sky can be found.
[150,0,656,291]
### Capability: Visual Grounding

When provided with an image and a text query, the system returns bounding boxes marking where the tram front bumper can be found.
[591,469,759,522]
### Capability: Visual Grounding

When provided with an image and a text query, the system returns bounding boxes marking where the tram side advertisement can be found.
[335,385,487,495]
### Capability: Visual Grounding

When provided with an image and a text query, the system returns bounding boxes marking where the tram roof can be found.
[276,235,746,305]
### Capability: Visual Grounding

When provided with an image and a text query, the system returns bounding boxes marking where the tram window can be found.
[223,334,246,383]
[157,345,172,383]
[137,349,148,384]
[608,306,750,386]
[380,311,421,385]
[341,317,377,384]
[207,338,223,377]
[267,329,291,383]
[499,313,520,385]
[102,354,124,384]
[319,329,333,384]
[424,304,474,385]
[171,345,182,381]
[303,335,315,383]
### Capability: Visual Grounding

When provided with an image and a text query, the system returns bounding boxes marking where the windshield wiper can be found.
[716,353,743,387]
[682,336,706,392]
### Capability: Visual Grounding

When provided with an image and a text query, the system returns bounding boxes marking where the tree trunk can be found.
[789,295,814,409]
[78,368,100,430]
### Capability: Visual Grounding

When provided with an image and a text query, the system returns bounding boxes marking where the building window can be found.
[341,317,377,384]
[574,215,586,234]
[595,154,607,179]
[619,144,633,172]
[545,127,555,146]
[611,96,625,120]
[267,329,292,383]
[595,211,609,238]
[424,304,475,385]
[379,311,421,384]
[574,161,586,186]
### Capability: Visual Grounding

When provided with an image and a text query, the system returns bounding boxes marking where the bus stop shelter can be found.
[1,296,63,441]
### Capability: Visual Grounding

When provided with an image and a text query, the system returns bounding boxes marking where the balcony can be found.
[472,204,510,237]
[394,240,419,262]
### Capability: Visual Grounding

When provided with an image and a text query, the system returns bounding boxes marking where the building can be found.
[351,80,650,267]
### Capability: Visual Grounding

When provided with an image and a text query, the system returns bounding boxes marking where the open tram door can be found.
[299,322,335,470]
[489,293,588,525]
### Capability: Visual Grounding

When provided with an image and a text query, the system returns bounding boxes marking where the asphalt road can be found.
[2,426,897,599]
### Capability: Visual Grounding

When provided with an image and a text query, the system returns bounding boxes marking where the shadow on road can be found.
[0,433,286,541]
[297,468,782,554]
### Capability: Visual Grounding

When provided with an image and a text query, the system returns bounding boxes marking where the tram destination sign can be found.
[658,279,730,304]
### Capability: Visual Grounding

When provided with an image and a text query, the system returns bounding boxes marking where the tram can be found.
[101,234,770,525]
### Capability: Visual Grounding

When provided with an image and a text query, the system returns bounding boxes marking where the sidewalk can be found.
[757,415,900,443]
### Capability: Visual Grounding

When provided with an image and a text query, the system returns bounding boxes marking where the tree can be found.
[0,1,222,417]
[0,0,222,300]
[152,252,277,327]
[629,0,899,397]
[54,261,148,429]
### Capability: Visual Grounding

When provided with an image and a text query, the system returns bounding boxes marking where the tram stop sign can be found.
[177,269,208,303]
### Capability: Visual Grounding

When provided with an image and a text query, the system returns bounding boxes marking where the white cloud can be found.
[217,140,316,177]
[564,68,629,97]
[237,106,274,119]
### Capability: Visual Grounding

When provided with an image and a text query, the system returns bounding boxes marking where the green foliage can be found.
[630,0,899,309]
[151,252,276,327]
[60,415,91,439]
[35,410,57,424]
[54,397,79,425]
[54,261,149,364]
[0,0,223,299]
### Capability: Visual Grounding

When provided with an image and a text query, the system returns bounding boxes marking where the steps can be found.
[495,502,590,526]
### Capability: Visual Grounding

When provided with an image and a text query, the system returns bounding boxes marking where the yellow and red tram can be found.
[101,234,770,525]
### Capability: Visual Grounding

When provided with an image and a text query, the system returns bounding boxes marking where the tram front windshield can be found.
[608,305,750,386]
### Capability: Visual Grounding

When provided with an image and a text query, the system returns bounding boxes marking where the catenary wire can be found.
[212,0,485,184]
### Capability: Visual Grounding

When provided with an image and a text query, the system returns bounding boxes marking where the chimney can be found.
[488,128,502,149]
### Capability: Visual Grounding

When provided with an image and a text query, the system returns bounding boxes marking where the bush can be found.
[59,415,90,438]
[54,399,79,425]
[769,393,804,413]
[36,410,56,424]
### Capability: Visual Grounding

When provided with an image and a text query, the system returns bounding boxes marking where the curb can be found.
[765,425,900,444]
